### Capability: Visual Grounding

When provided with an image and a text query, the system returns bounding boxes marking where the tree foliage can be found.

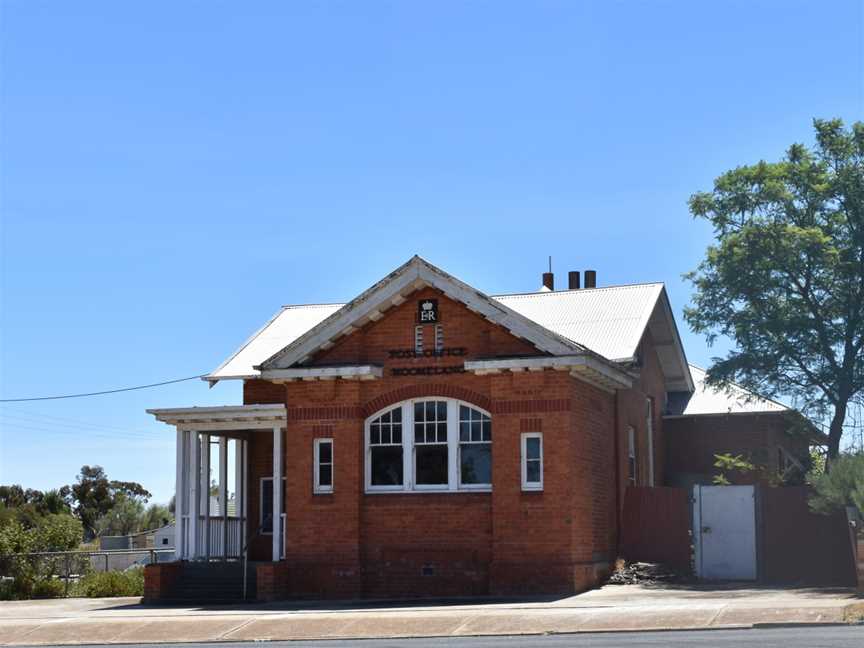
[0,486,72,528]
[808,452,864,514]
[2,465,166,547]
[140,504,172,531]
[686,118,864,460]
[69,466,151,539]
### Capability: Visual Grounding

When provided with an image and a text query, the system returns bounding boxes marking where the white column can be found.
[272,426,283,562]
[189,431,200,559]
[234,438,244,518]
[174,429,185,561]
[234,438,244,558]
[202,434,211,560]
[241,439,248,556]
[219,436,228,559]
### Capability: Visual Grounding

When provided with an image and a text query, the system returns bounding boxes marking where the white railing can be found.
[181,515,192,559]
[280,513,286,559]
[192,516,245,559]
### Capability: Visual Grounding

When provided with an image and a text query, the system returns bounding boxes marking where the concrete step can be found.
[170,562,258,601]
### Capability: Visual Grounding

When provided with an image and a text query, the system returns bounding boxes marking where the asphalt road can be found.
[28,626,864,648]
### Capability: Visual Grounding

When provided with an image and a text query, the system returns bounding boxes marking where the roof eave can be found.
[258,256,586,371]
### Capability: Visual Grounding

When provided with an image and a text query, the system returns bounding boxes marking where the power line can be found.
[0,413,154,438]
[0,408,154,435]
[0,375,206,402]
[0,421,170,443]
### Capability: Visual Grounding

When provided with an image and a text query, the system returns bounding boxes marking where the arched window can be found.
[365,398,492,493]
[368,406,403,488]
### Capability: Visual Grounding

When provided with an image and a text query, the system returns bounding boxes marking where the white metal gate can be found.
[693,485,757,580]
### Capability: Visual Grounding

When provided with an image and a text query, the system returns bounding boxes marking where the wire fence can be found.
[0,548,176,596]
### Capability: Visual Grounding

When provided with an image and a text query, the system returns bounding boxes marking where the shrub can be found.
[35,514,82,552]
[809,453,864,514]
[32,578,65,599]
[73,567,144,598]
[0,577,35,600]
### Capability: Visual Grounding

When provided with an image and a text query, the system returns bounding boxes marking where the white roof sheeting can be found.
[494,284,664,361]
[671,365,787,416]
[205,280,692,392]
[207,304,342,381]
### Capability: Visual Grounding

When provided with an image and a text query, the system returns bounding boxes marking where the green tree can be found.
[808,452,864,513]
[686,118,864,462]
[95,492,145,536]
[0,486,27,509]
[69,466,151,539]
[712,453,757,485]
[0,521,36,556]
[38,490,71,516]
[140,504,172,531]
[34,514,82,552]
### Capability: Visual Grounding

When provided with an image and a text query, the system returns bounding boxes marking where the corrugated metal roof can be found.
[207,304,342,380]
[207,282,686,387]
[493,284,665,361]
[671,365,788,416]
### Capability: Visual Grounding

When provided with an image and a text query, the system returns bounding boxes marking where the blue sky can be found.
[1,1,861,503]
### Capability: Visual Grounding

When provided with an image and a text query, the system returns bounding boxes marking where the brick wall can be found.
[612,329,668,547]
[243,289,621,598]
[143,563,181,602]
[664,412,810,488]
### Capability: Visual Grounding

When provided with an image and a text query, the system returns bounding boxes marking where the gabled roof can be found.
[207,303,342,381]
[493,284,663,361]
[258,256,587,371]
[495,284,692,391]
[204,257,693,392]
[665,365,788,417]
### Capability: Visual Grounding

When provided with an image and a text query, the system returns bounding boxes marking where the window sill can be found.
[364,488,492,495]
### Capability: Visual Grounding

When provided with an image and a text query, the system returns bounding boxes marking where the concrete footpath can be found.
[1,584,862,645]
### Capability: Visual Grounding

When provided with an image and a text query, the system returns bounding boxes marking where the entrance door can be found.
[693,485,757,580]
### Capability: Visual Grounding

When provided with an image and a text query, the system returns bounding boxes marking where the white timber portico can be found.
[147,404,288,562]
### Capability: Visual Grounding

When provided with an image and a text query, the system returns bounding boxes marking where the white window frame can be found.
[367,404,408,492]
[457,403,492,491]
[364,398,492,494]
[259,476,286,535]
[521,432,543,491]
[412,399,451,491]
[313,438,334,494]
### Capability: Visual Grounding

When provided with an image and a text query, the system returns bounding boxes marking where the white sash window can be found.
[365,398,492,493]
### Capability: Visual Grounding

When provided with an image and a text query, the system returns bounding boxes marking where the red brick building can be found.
[145,256,811,602]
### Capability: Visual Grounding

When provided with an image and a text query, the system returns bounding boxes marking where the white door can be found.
[693,485,757,580]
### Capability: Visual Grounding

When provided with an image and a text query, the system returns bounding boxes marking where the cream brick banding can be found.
[464,355,634,393]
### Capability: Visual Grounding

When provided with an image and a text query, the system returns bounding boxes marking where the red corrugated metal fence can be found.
[620,486,691,571]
